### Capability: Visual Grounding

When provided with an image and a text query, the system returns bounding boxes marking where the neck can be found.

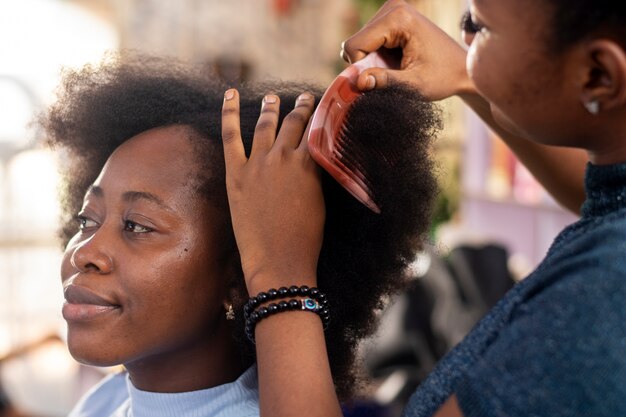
[588,143,626,165]
[585,112,626,165]
[124,320,248,393]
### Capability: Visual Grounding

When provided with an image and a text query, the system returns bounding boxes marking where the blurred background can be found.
[0,0,578,416]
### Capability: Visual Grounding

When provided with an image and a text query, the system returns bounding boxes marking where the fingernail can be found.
[366,75,376,90]
[297,93,313,102]
[224,89,235,100]
[263,95,277,104]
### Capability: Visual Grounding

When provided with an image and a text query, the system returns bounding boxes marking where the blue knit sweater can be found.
[404,162,626,417]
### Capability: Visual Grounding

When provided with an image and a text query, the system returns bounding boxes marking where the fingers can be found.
[221,89,246,172]
[275,92,315,150]
[342,23,388,65]
[251,95,281,156]
[356,67,389,90]
[341,1,411,64]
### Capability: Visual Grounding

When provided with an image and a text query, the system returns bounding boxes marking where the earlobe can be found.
[580,40,626,113]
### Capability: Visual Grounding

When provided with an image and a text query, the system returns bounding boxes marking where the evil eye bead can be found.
[302,298,319,311]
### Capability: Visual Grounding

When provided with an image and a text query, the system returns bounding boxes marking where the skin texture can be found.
[61,126,244,392]
[222,0,626,416]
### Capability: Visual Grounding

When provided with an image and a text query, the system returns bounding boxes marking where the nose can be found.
[69,233,114,274]
[462,31,476,47]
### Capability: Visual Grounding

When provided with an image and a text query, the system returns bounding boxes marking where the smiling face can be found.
[466,0,592,147]
[61,125,241,390]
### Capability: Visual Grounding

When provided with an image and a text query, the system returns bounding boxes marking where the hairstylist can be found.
[222,0,626,416]
[341,0,589,214]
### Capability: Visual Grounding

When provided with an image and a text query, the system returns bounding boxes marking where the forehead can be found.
[94,126,201,199]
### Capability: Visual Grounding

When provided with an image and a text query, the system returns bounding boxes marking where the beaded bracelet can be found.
[243,285,328,320]
[245,297,330,343]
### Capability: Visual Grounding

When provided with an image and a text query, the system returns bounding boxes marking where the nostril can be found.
[69,242,113,274]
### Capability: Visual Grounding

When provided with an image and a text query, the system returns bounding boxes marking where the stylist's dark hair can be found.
[40,54,440,398]
[545,1,626,51]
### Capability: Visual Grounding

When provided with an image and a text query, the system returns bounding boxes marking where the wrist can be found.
[454,69,478,97]
[245,271,318,296]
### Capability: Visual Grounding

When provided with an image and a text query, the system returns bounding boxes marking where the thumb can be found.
[356,67,413,91]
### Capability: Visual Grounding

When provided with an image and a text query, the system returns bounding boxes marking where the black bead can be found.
[267,289,278,299]
[258,306,269,318]
[298,285,310,296]
[250,298,259,307]
[250,311,259,321]
[309,287,320,298]
[258,292,269,303]
[244,304,251,315]
[289,299,300,309]
[278,301,288,311]
[318,293,327,302]
[278,287,289,296]
[288,285,299,295]
[268,304,279,314]
[320,308,329,316]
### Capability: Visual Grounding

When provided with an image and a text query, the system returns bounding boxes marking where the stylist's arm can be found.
[342,0,587,214]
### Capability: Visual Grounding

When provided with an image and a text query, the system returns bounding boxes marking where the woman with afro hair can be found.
[41,54,441,416]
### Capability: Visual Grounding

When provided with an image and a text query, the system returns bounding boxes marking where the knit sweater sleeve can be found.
[455,225,626,417]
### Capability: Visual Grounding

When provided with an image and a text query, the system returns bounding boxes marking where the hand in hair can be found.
[221,90,324,293]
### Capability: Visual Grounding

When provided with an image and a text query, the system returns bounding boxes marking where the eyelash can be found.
[76,215,153,234]
[124,220,153,234]
[77,215,98,230]
[461,11,486,34]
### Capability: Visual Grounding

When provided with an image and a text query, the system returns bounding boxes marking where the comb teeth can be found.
[335,127,373,191]
[307,52,395,214]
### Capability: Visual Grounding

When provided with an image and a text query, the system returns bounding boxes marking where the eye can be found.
[124,220,153,234]
[461,11,484,34]
[77,215,98,230]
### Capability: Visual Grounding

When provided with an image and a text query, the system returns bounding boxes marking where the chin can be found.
[67,333,124,367]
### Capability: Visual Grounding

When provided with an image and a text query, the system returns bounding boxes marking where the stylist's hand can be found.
[221,90,324,294]
[342,0,475,100]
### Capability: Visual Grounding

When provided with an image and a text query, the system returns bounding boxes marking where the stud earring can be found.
[584,100,600,115]
[226,304,235,321]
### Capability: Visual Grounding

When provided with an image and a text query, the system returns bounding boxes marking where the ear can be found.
[580,39,626,112]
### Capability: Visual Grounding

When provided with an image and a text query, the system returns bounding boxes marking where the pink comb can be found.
[307,52,394,214]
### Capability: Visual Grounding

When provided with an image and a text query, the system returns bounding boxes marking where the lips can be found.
[62,284,120,322]
[64,284,118,307]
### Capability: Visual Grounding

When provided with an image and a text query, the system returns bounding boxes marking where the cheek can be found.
[467,40,503,104]
[60,240,79,282]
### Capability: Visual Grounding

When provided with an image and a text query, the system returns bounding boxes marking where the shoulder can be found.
[68,371,129,417]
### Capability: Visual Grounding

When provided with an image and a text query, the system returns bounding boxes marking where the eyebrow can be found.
[86,185,174,212]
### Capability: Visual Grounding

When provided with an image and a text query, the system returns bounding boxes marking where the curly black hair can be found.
[41,55,440,398]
